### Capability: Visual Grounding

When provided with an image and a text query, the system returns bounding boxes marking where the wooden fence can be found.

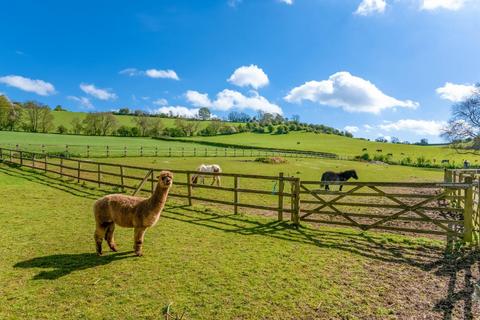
[445,169,480,244]
[1,143,338,160]
[0,147,478,243]
[0,148,300,223]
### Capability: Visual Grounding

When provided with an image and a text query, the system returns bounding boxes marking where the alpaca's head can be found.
[157,171,173,188]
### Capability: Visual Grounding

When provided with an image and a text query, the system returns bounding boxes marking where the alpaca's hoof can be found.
[110,246,118,252]
[96,252,103,256]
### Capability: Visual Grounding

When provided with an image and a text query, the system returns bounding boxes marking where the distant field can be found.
[171,131,479,164]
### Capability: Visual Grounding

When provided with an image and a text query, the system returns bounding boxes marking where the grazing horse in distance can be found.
[191,164,222,187]
[321,170,358,191]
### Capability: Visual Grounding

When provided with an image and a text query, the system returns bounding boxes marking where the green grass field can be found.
[172,131,480,165]
[1,164,477,319]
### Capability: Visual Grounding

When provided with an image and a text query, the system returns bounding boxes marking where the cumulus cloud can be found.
[284,71,418,113]
[153,106,199,118]
[279,0,293,4]
[421,0,466,10]
[436,82,477,102]
[344,126,359,133]
[68,96,94,109]
[145,69,179,80]
[186,89,282,114]
[355,0,386,15]
[80,83,117,100]
[0,75,55,96]
[379,119,446,136]
[153,98,168,106]
[228,65,269,89]
[119,68,179,80]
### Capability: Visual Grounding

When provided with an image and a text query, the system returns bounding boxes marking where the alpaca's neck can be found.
[147,184,170,215]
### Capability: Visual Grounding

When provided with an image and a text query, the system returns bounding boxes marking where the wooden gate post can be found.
[278,172,284,221]
[97,164,101,187]
[464,176,474,243]
[292,178,301,225]
[77,161,81,183]
[120,166,125,192]
[60,157,63,178]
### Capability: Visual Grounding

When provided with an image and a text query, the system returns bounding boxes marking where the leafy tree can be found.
[442,84,480,151]
[57,125,68,134]
[198,107,211,120]
[148,118,164,137]
[0,95,21,130]
[82,112,118,135]
[375,137,388,143]
[228,111,251,122]
[70,117,83,134]
[175,118,198,136]
[54,105,67,111]
[117,125,132,136]
[133,114,151,136]
[267,124,274,133]
[418,138,429,145]
[199,120,222,136]
[118,108,130,115]
[291,114,300,123]
[23,101,54,132]
[391,137,400,144]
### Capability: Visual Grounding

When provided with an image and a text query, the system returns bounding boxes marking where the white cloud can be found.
[421,0,466,10]
[80,83,117,100]
[0,75,55,96]
[284,71,418,113]
[68,96,94,109]
[436,82,477,102]
[153,106,199,118]
[119,68,180,80]
[153,98,168,106]
[119,68,142,76]
[145,69,179,80]
[228,0,242,7]
[228,65,269,89]
[186,89,282,114]
[344,126,359,133]
[379,119,446,136]
[279,0,293,4]
[355,0,386,15]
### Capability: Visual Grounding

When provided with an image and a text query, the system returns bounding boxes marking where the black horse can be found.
[321,170,358,191]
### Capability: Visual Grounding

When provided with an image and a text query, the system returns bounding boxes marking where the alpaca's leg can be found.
[105,223,118,252]
[133,227,147,256]
[217,176,221,187]
[94,224,107,255]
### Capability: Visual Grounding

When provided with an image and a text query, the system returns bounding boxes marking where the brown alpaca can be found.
[93,171,173,256]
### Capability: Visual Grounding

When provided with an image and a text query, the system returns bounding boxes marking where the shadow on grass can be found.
[163,204,480,320]
[14,251,135,280]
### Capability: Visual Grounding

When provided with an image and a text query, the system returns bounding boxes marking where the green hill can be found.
[169,131,479,165]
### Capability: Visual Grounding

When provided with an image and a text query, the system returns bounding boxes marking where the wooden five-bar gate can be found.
[0,147,479,244]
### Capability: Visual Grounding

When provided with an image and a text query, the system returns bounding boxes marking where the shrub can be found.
[254,157,287,164]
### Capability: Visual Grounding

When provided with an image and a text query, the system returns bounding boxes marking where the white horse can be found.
[191,164,222,187]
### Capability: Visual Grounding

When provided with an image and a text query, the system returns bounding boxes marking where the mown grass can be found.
[3,164,476,319]
[172,131,480,165]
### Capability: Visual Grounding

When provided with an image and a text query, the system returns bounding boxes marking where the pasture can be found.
[1,164,479,319]
[173,131,479,165]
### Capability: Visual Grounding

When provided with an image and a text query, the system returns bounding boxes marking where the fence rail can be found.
[0,147,478,243]
[0,143,339,160]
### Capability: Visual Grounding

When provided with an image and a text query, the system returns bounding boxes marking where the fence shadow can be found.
[163,204,480,319]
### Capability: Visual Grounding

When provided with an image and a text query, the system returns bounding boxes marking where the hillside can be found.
[170,131,479,164]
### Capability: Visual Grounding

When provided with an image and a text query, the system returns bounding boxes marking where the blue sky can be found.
[1,0,479,142]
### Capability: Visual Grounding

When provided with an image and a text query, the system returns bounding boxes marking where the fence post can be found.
[97,163,101,187]
[77,161,81,183]
[19,151,23,166]
[194,148,196,157]
[234,176,239,214]
[169,147,171,157]
[187,173,193,206]
[234,148,236,157]
[41,144,45,154]
[120,165,125,192]
[87,145,90,158]
[292,178,301,225]
[123,146,126,157]
[9,149,12,162]
[464,176,474,243]
[44,154,47,172]
[278,172,284,221]
[106,145,109,157]
[65,144,69,157]
[215,148,218,157]
[224,148,227,157]
[182,147,184,157]
[140,146,143,157]
[155,146,158,157]
[32,153,35,168]
[60,157,63,178]
[205,148,207,157]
